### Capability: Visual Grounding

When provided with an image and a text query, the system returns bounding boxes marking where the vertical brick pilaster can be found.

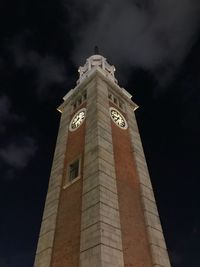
[34,103,71,267]
[126,105,171,267]
[79,74,124,267]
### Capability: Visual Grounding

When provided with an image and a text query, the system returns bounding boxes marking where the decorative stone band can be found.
[126,105,171,267]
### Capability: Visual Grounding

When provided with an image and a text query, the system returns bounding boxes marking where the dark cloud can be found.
[0,137,37,169]
[36,56,67,96]
[192,226,200,236]
[0,257,8,267]
[9,35,67,96]
[0,95,11,127]
[0,95,23,133]
[66,0,200,85]
[2,169,15,181]
[0,58,4,70]
[169,250,183,266]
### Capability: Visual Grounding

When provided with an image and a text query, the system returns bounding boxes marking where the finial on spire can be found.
[94,45,99,55]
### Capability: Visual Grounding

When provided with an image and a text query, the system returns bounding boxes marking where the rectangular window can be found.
[114,97,118,105]
[108,93,112,100]
[119,101,123,109]
[63,157,82,189]
[69,159,80,181]
[77,98,82,106]
[83,91,87,100]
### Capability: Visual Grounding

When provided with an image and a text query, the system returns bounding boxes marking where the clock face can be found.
[110,107,128,129]
[69,108,86,131]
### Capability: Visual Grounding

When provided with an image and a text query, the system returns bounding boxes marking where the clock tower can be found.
[34,54,171,267]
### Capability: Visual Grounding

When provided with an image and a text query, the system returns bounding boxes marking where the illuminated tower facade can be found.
[34,54,171,267]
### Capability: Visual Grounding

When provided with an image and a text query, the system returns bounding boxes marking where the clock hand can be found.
[74,116,79,123]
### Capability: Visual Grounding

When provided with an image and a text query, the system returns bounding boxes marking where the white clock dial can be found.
[69,108,86,131]
[110,107,128,129]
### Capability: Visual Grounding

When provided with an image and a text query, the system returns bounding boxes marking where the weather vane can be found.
[94,45,99,55]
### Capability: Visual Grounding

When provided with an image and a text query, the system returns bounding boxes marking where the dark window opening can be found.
[78,98,82,106]
[69,159,79,181]
[83,91,87,100]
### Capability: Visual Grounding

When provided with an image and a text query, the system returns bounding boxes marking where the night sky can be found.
[0,0,200,266]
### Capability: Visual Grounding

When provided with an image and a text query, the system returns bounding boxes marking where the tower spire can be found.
[77,52,117,85]
[94,45,99,55]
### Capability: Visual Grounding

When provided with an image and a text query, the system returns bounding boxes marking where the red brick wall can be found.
[50,104,86,267]
[110,104,153,267]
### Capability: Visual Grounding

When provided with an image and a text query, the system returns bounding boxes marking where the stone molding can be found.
[61,69,137,111]
[126,106,171,267]
[34,104,71,267]
[79,76,124,267]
